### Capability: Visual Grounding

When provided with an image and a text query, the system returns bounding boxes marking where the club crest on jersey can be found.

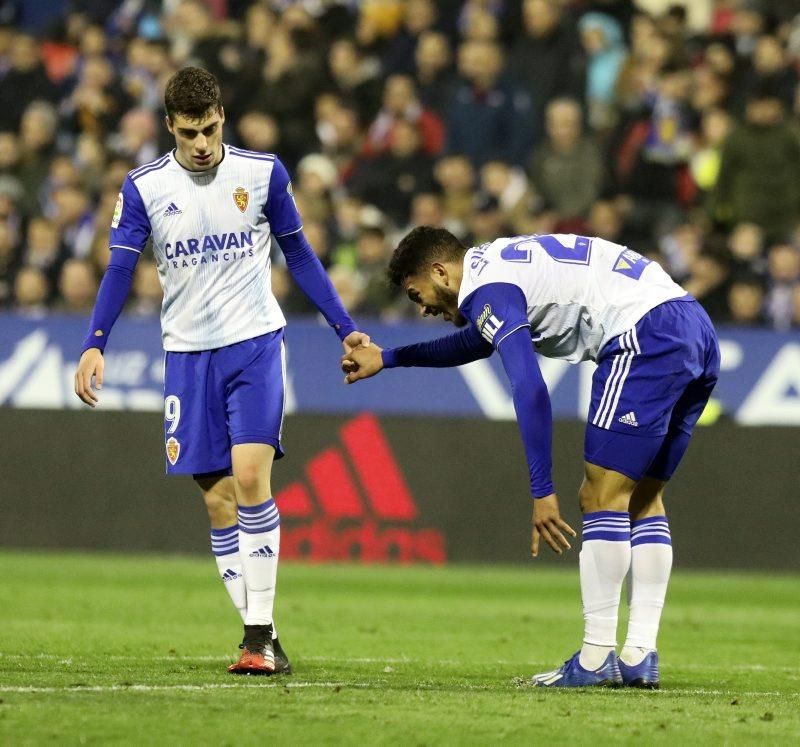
[233,186,249,213]
[613,248,651,280]
[166,436,180,465]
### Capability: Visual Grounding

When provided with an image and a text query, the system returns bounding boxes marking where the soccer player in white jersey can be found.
[74,67,369,675]
[342,226,719,688]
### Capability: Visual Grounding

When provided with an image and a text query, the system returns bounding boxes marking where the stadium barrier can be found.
[1,409,796,570]
[1,313,800,424]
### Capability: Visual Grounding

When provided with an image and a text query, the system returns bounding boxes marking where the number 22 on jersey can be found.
[501,235,593,265]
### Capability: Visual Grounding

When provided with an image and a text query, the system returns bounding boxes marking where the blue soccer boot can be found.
[531,650,623,688]
[618,650,659,689]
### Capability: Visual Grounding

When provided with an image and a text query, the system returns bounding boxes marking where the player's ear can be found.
[218,106,226,124]
[165,115,174,134]
[430,262,447,282]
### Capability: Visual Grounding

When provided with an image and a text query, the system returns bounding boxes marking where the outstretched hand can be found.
[74,348,104,407]
[531,494,577,557]
[341,343,384,384]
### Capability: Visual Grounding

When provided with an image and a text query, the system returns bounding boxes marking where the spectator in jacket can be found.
[528,98,604,222]
[445,39,534,168]
[713,88,800,242]
[351,119,436,226]
[509,0,585,141]
[578,12,627,131]
[0,33,58,131]
[363,74,444,158]
[413,31,457,117]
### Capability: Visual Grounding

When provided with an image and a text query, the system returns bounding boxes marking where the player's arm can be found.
[382,324,493,367]
[460,283,552,498]
[341,324,492,383]
[496,327,554,498]
[497,327,577,556]
[74,176,151,407]
[465,283,576,555]
[267,158,366,350]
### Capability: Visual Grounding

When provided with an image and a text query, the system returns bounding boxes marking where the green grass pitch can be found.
[0,551,798,745]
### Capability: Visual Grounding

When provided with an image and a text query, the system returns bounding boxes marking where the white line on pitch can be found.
[0,684,791,698]
[0,682,372,694]
[654,689,788,697]
[1,653,798,674]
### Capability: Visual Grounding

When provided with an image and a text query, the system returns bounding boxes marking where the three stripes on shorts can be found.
[593,327,641,430]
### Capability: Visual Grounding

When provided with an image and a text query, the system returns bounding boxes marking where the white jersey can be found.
[458,234,687,362]
[110,145,302,351]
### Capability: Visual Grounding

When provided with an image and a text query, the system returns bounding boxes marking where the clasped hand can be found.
[341,341,384,384]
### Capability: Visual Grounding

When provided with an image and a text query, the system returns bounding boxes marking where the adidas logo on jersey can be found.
[618,411,639,427]
[163,202,182,217]
[221,568,242,582]
[249,545,275,558]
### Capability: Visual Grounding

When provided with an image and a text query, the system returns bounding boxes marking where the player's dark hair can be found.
[164,67,221,121]
[388,227,468,286]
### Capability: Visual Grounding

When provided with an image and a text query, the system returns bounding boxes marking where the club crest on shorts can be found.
[166,436,180,465]
[233,186,249,213]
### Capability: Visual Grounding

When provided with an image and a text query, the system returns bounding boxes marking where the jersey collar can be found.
[170,144,228,175]
[457,249,475,309]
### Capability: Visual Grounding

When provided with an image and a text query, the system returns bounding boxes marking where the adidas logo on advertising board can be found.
[275,414,446,564]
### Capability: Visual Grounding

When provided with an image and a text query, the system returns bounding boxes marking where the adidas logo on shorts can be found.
[618,411,639,427]
[249,545,275,558]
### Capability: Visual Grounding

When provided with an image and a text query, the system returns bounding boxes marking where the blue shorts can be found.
[584,298,719,482]
[163,329,287,476]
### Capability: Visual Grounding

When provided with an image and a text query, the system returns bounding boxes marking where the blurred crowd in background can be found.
[1,0,800,328]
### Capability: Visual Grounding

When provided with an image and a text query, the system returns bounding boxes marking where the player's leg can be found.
[617,475,670,688]
[534,316,678,688]
[534,299,719,688]
[619,383,716,685]
[232,443,280,624]
[164,350,259,672]
[620,303,719,687]
[532,462,644,687]
[227,444,284,674]
[197,468,291,673]
[576,462,639,671]
[581,299,715,674]
[223,331,288,675]
[196,474,247,622]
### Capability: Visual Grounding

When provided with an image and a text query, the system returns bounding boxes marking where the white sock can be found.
[210,526,247,621]
[578,511,631,669]
[622,516,672,663]
[238,499,281,627]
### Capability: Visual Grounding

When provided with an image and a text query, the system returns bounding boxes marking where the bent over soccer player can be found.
[342,227,719,688]
[74,68,369,675]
